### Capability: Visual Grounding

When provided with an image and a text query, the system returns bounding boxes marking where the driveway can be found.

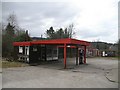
[2,57,118,88]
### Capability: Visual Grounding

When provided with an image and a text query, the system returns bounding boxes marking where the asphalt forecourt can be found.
[2,57,118,88]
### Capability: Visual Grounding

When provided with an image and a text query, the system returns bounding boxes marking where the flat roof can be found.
[13,38,90,46]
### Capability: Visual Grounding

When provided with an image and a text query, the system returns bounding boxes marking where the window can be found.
[33,46,37,51]
[25,46,29,55]
[19,46,23,53]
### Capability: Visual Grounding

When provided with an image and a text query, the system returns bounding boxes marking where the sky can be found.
[2,0,119,43]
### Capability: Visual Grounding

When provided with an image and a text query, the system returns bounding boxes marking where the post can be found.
[64,44,67,69]
[13,46,18,61]
[76,46,78,65]
[84,45,86,64]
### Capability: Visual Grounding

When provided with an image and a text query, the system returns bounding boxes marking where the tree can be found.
[118,39,120,56]
[67,24,75,38]
[45,24,75,39]
[104,44,108,50]
[2,13,31,57]
[14,30,32,42]
[96,43,99,49]
[6,23,15,37]
[2,23,15,57]
[7,13,18,27]
[0,23,2,57]
[46,26,55,39]
[64,28,69,38]
[55,28,64,39]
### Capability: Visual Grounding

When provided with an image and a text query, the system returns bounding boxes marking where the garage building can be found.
[13,38,90,68]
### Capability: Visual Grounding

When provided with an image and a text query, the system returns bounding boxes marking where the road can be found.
[2,57,118,88]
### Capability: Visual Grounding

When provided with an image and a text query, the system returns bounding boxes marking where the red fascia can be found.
[13,38,90,46]
[31,38,71,45]
[13,42,31,46]
[70,39,90,46]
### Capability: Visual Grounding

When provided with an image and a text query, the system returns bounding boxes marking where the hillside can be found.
[91,41,118,51]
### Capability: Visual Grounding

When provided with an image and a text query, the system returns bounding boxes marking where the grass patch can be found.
[2,60,29,68]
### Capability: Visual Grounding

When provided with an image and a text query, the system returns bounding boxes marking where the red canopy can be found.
[13,38,90,46]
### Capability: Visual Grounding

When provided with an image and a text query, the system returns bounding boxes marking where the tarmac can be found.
[2,57,119,88]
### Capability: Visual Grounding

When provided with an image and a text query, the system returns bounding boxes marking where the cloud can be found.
[2,0,118,43]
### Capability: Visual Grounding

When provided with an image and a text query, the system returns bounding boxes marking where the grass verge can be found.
[2,60,29,68]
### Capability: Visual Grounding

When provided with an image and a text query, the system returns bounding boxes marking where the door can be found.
[41,45,46,61]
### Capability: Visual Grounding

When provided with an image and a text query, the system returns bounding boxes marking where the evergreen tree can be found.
[2,13,31,57]
[46,26,55,39]
[46,24,75,39]
[2,23,15,57]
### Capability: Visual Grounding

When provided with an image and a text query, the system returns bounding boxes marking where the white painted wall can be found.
[19,46,23,53]
[102,51,105,57]
[25,46,29,62]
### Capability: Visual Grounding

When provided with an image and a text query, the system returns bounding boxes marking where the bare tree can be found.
[67,23,75,38]
[7,13,18,27]
[2,13,31,57]
[0,22,2,57]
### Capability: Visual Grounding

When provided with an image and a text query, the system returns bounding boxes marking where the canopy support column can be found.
[64,44,67,69]
[76,46,78,65]
[84,45,86,64]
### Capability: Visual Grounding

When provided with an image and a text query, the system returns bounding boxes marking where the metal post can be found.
[64,44,67,69]
[84,45,86,64]
[76,46,78,65]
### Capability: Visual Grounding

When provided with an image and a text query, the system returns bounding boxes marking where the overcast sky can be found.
[2,0,119,43]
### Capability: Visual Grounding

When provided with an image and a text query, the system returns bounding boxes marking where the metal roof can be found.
[13,38,90,46]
